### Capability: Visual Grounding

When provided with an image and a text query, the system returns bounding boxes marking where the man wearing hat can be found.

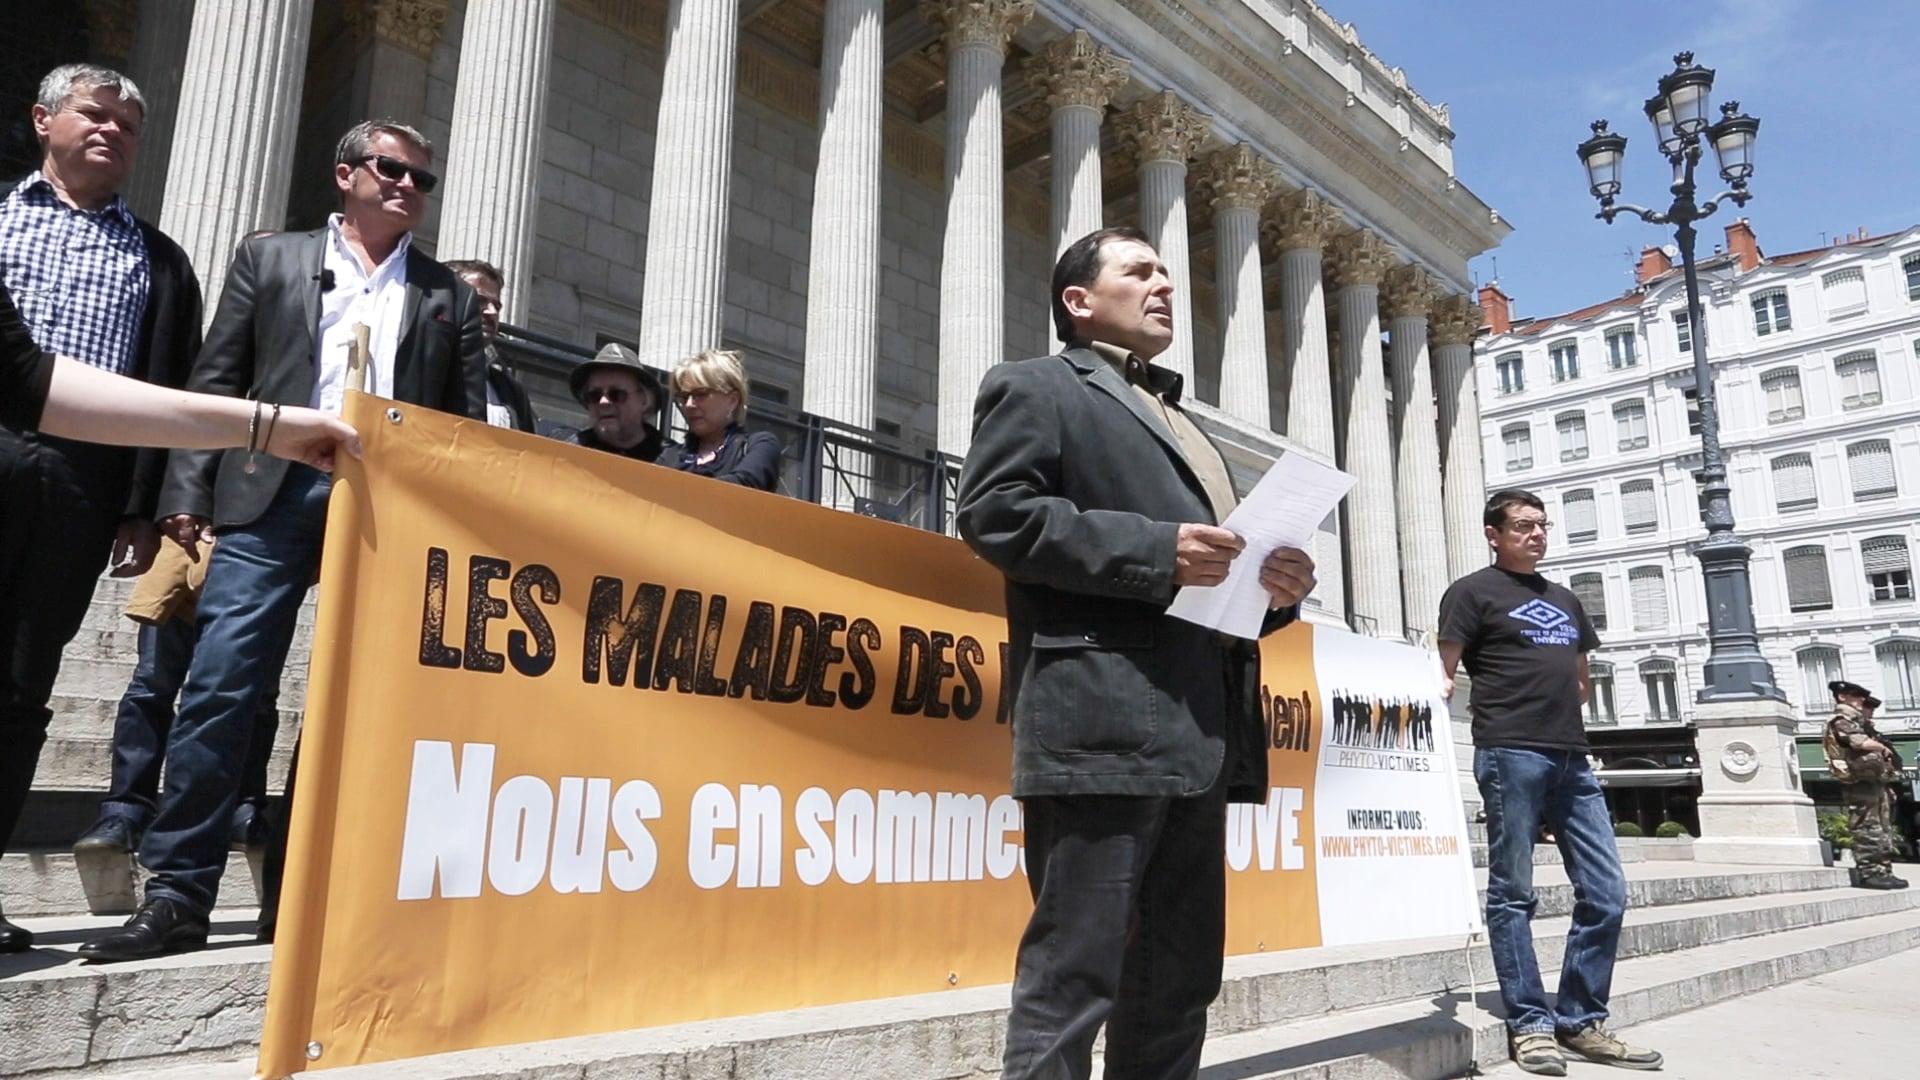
[562,342,663,462]
[1824,679,1908,890]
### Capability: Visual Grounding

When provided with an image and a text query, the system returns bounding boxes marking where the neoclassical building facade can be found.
[34,0,1508,640]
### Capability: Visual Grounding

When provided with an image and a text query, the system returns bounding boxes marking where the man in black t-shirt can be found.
[1438,489,1662,1076]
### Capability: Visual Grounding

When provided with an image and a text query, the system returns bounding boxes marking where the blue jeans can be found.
[1473,746,1626,1035]
[98,618,282,830]
[139,466,329,916]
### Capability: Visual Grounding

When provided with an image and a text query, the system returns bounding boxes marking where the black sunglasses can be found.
[355,154,438,193]
[583,386,632,404]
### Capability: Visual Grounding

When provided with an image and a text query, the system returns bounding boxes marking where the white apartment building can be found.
[1473,220,1920,818]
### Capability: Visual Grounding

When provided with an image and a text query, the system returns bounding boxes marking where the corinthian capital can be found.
[345,0,452,58]
[1026,30,1131,112]
[1327,228,1393,290]
[1428,293,1486,347]
[921,0,1036,55]
[1260,188,1345,256]
[1194,144,1278,215]
[1380,264,1441,321]
[1114,90,1210,166]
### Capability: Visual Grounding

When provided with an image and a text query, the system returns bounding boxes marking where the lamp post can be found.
[1575,52,1781,703]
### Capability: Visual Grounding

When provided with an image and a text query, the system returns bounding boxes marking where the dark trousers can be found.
[98,617,282,830]
[1002,781,1229,1080]
[139,466,328,915]
[0,429,129,853]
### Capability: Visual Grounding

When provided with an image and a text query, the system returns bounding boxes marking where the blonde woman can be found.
[657,349,781,491]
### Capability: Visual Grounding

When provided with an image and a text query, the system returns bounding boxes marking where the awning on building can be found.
[1796,734,1920,781]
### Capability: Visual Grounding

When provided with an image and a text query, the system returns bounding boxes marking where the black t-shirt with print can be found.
[1438,565,1601,751]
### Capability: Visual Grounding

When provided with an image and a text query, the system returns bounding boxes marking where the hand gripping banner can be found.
[255,394,1478,1076]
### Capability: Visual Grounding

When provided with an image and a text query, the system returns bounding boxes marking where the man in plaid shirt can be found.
[0,64,202,953]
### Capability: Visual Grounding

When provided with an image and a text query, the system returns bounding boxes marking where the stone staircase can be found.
[4,860,1915,1079]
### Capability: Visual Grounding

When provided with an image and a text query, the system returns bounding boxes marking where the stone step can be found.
[43,692,304,743]
[1184,907,1920,1080]
[3,862,1902,1079]
[2,850,266,918]
[1467,837,1700,868]
[20,736,296,796]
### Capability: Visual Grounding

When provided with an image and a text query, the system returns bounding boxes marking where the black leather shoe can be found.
[229,804,269,851]
[78,898,209,962]
[1858,871,1910,890]
[74,814,141,854]
[0,914,32,953]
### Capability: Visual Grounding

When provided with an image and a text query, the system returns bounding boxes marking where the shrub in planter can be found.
[1613,821,1645,838]
[1653,821,1692,839]
[1818,811,1854,850]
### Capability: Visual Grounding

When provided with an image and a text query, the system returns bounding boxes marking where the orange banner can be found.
[257,394,1467,1076]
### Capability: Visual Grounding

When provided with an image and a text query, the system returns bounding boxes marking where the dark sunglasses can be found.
[355,154,438,193]
[583,386,632,404]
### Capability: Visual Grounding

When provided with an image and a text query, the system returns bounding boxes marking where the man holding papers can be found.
[957,227,1315,1080]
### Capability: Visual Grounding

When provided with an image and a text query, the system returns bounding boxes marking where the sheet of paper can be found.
[1165,453,1356,639]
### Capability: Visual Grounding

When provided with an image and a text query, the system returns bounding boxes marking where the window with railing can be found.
[1503,423,1533,471]
[1797,646,1842,715]
[1629,565,1668,630]
[1675,312,1693,353]
[1588,661,1618,726]
[1876,639,1920,709]
[1751,289,1791,335]
[1835,351,1882,410]
[1570,571,1607,628]
[1551,341,1581,383]
[1863,536,1914,603]
[1496,353,1525,395]
[1759,368,1803,424]
[1557,411,1589,462]
[1771,452,1816,512]
[1822,267,1867,316]
[1640,658,1681,722]
[1783,545,1833,612]
[1621,479,1658,534]
[1613,399,1648,450]
[1682,385,1702,436]
[1606,328,1638,370]
[1848,439,1897,501]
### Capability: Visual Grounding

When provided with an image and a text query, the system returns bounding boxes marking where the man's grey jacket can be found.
[956,344,1296,804]
[160,228,487,528]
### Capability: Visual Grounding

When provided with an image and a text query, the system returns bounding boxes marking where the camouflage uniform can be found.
[1825,702,1898,877]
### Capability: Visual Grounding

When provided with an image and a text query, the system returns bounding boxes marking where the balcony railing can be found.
[493,325,964,536]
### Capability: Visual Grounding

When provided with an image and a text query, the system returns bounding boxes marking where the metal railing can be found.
[493,326,964,536]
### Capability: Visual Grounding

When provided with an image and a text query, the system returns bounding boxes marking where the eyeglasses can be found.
[354,154,438,193]
[676,387,729,405]
[583,386,632,404]
[1507,519,1553,534]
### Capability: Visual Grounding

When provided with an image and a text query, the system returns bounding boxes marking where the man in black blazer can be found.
[957,227,1316,1079]
[0,64,201,953]
[79,119,484,961]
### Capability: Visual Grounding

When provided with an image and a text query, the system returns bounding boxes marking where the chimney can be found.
[1723,218,1761,271]
[1635,245,1672,283]
[1478,282,1512,334]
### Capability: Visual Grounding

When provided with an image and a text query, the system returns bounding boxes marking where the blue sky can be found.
[1327,0,1920,321]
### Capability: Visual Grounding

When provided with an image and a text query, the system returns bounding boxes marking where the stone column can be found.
[1114,91,1209,386]
[1265,190,1346,621]
[120,0,195,221]
[435,0,557,325]
[1196,144,1277,428]
[637,0,741,369]
[1027,31,1129,348]
[343,0,450,128]
[924,0,1035,457]
[1328,228,1402,639]
[1431,293,1489,583]
[802,0,884,441]
[1692,699,1822,866]
[159,0,314,298]
[1383,264,1447,637]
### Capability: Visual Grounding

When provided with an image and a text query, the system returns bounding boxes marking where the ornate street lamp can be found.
[1574,53,1781,703]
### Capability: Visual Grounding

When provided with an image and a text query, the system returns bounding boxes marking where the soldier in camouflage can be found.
[1824,680,1909,890]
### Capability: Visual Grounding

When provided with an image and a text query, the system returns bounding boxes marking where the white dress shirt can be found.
[310,214,411,415]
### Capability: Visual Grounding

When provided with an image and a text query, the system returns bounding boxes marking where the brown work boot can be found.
[1558,1022,1664,1070]
[1510,1030,1567,1076]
